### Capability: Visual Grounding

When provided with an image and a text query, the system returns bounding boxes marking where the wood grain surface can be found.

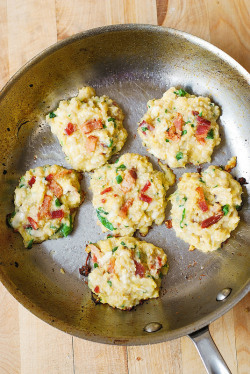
[0,1,249,373]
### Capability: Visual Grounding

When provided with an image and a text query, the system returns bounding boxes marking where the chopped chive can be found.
[26,239,34,249]
[55,198,62,207]
[199,178,205,184]
[121,241,126,246]
[107,280,112,287]
[174,89,187,97]
[94,263,99,268]
[116,175,123,184]
[112,246,118,253]
[206,129,214,139]
[108,117,116,122]
[176,152,183,161]
[222,204,229,216]
[191,124,195,127]
[182,130,187,136]
[165,139,170,142]
[157,118,161,122]
[49,112,56,118]
[199,111,203,117]
[180,208,186,229]
[116,164,126,172]
[108,139,113,148]
[165,109,168,113]
[141,127,148,132]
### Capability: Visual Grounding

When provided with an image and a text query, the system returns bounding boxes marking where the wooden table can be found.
[0,1,249,373]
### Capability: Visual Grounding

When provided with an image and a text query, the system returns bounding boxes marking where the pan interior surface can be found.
[0,25,249,345]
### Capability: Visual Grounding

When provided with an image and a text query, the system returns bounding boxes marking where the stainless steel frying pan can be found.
[0,25,249,374]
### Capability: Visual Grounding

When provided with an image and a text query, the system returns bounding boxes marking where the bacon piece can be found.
[87,244,102,263]
[45,173,54,181]
[86,136,98,152]
[119,198,134,218]
[94,286,100,293]
[165,220,172,229]
[134,260,145,278]
[107,257,115,274]
[100,187,112,195]
[196,116,211,126]
[128,168,137,180]
[195,123,211,144]
[38,195,52,219]
[55,169,73,179]
[173,113,184,135]
[50,210,64,219]
[192,110,199,116]
[27,217,38,230]
[65,122,77,135]
[28,176,36,187]
[141,180,151,193]
[196,187,208,212]
[80,119,103,134]
[49,179,63,198]
[139,120,154,134]
[120,170,137,193]
[166,125,180,141]
[139,193,152,204]
[200,212,223,228]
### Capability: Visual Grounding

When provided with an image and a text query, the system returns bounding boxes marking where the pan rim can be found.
[0,23,249,345]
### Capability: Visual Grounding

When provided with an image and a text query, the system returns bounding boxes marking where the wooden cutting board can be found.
[0,1,249,373]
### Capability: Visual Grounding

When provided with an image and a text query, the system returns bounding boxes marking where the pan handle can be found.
[189,326,231,374]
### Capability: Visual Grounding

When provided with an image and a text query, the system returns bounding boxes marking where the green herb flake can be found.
[112,146,116,153]
[6,211,16,227]
[165,139,170,142]
[180,208,186,229]
[141,127,148,132]
[116,164,126,172]
[185,120,191,124]
[26,239,34,249]
[55,198,62,207]
[174,89,187,97]
[107,280,112,287]
[199,178,205,184]
[136,251,141,259]
[116,175,123,184]
[49,112,57,118]
[108,139,113,148]
[213,185,218,188]
[108,117,116,122]
[157,118,161,122]
[159,272,163,279]
[206,129,214,139]
[121,241,126,246]
[94,263,99,268]
[182,130,187,136]
[176,152,183,161]
[97,207,108,215]
[199,111,203,117]
[96,208,116,231]
[222,204,229,216]
[191,124,195,128]
[112,246,118,253]
[103,124,107,128]
[165,109,168,113]
[107,234,113,238]
[236,205,242,211]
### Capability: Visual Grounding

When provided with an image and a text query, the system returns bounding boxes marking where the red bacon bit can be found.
[45,174,54,181]
[27,217,38,230]
[86,136,98,152]
[101,198,106,203]
[94,286,100,293]
[196,187,208,212]
[65,122,77,135]
[128,168,137,180]
[134,260,145,278]
[50,209,64,219]
[200,212,223,228]
[192,111,199,116]
[107,257,116,274]
[196,116,211,126]
[173,113,184,135]
[55,169,73,179]
[141,180,151,193]
[38,195,52,219]
[166,125,180,141]
[165,220,172,229]
[28,176,36,187]
[139,120,154,134]
[139,193,152,204]
[120,170,137,193]
[49,179,63,198]
[100,187,112,195]
[80,119,103,134]
[195,123,211,144]
[119,198,134,218]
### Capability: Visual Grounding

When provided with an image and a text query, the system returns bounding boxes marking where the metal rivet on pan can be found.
[216,288,232,301]
[144,322,162,333]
